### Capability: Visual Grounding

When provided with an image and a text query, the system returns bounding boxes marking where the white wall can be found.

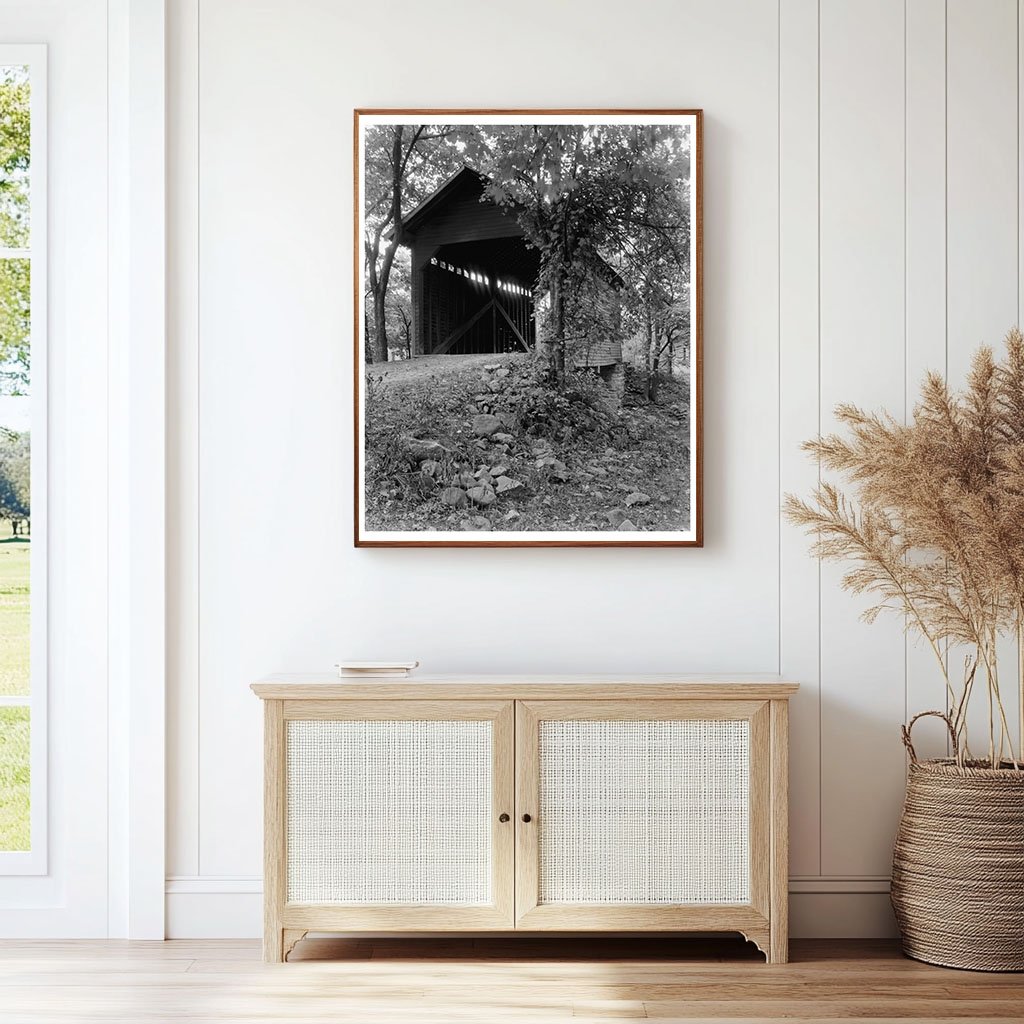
[165,0,1024,938]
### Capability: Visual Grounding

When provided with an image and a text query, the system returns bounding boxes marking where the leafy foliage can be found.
[461,124,690,376]
[0,67,30,395]
[361,120,692,393]
[0,431,29,524]
[0,66,30,248]
[0,258,29,394]
[362,125,467,363]
[485,360,612,441]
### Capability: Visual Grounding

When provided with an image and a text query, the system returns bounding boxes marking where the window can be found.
[0,50,44,872]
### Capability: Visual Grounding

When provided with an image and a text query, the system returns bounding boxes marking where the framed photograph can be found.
[355,109,702,547]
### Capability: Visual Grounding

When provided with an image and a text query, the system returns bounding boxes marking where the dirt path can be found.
[367,352,529,390]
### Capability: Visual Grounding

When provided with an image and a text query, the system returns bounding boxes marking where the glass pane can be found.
[0,257,30,395]
[0,445,29,696]
[0,65,30,249]
[0,705,29,851]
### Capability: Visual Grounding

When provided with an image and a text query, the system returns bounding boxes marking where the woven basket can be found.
[891,712,1024,972]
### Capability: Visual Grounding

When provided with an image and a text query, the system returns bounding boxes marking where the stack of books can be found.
[335,660,419,679]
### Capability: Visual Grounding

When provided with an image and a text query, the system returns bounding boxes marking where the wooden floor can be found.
[0,936,1021,1023]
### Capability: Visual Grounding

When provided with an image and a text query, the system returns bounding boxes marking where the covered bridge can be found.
[396,166,624,396]
[398,167,539,357]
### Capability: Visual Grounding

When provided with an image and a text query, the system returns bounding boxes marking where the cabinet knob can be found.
[498,813,510,823]
[522,813,532,823]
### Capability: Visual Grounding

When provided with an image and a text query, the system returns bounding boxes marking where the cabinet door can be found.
[277,700,515,931]
[515,700,770,938]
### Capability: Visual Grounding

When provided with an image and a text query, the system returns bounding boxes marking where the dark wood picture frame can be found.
[354,109,703,548]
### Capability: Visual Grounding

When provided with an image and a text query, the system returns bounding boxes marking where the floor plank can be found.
[0,938,1020,1023]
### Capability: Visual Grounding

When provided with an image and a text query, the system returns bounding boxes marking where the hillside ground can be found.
[363,352,691,534]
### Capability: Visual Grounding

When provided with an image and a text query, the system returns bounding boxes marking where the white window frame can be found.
[0,45,47,876]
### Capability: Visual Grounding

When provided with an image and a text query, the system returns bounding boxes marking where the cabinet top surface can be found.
[251,674,799,701]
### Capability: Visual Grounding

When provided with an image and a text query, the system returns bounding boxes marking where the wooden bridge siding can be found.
[409,243,433,356]
[411,184,524,251]
[572,336,623,368]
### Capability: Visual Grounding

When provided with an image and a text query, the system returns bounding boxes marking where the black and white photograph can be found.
[355,110,701,546]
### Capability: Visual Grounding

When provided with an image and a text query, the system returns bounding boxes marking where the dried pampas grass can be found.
[785,328,1024,769]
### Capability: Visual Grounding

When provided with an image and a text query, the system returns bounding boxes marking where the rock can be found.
[414,471,437,494]
[495,476,523,494]
[467,484,496,507]
[536,457,569,482]
[487,379,504,393]
[496,367,511,378]
[489,464,508,477]
[484,363,501,371]
[472,413,502,438]
[404,437,449,463]
[492,432,514,443]
[617,519,638,531]
[503,509,521,522]
[625,491,651,507]
[605,508,628,527]
[439,487,468,508]
[460,516,492,531]
[497,412,517,429]
[532,440,553,456]
[420,460,441,478]
[457,470,476,488]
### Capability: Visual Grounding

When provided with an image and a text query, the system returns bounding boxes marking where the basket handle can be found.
[901,710,959,764]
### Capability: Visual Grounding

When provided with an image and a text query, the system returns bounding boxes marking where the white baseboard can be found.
[165,877,898,940]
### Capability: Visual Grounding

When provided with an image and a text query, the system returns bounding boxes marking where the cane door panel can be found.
[278,699,514,930]
[515,700,770,933]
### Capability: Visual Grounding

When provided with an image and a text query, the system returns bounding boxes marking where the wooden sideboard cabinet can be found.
[252,676,797,963]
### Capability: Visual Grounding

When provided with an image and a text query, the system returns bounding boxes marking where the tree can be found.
[466,124,691,383]
[0,66,31,395]
[0,431,29,534]
[384,250,414,360]
[362,125,461,363]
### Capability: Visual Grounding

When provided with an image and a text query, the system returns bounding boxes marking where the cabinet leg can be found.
[264,924,284,964]
[264,926,308,963]
[741,927,771,963]
[282,928,308,961]
[768,926,789,965]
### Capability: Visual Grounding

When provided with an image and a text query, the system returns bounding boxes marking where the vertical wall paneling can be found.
[191,0,782,882]
[167,0,201,880]
[904,0,949,757]
[818,0,908,876]
[779,0,821,878]
[164,0,1024,935]
[946,0,1021,763]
